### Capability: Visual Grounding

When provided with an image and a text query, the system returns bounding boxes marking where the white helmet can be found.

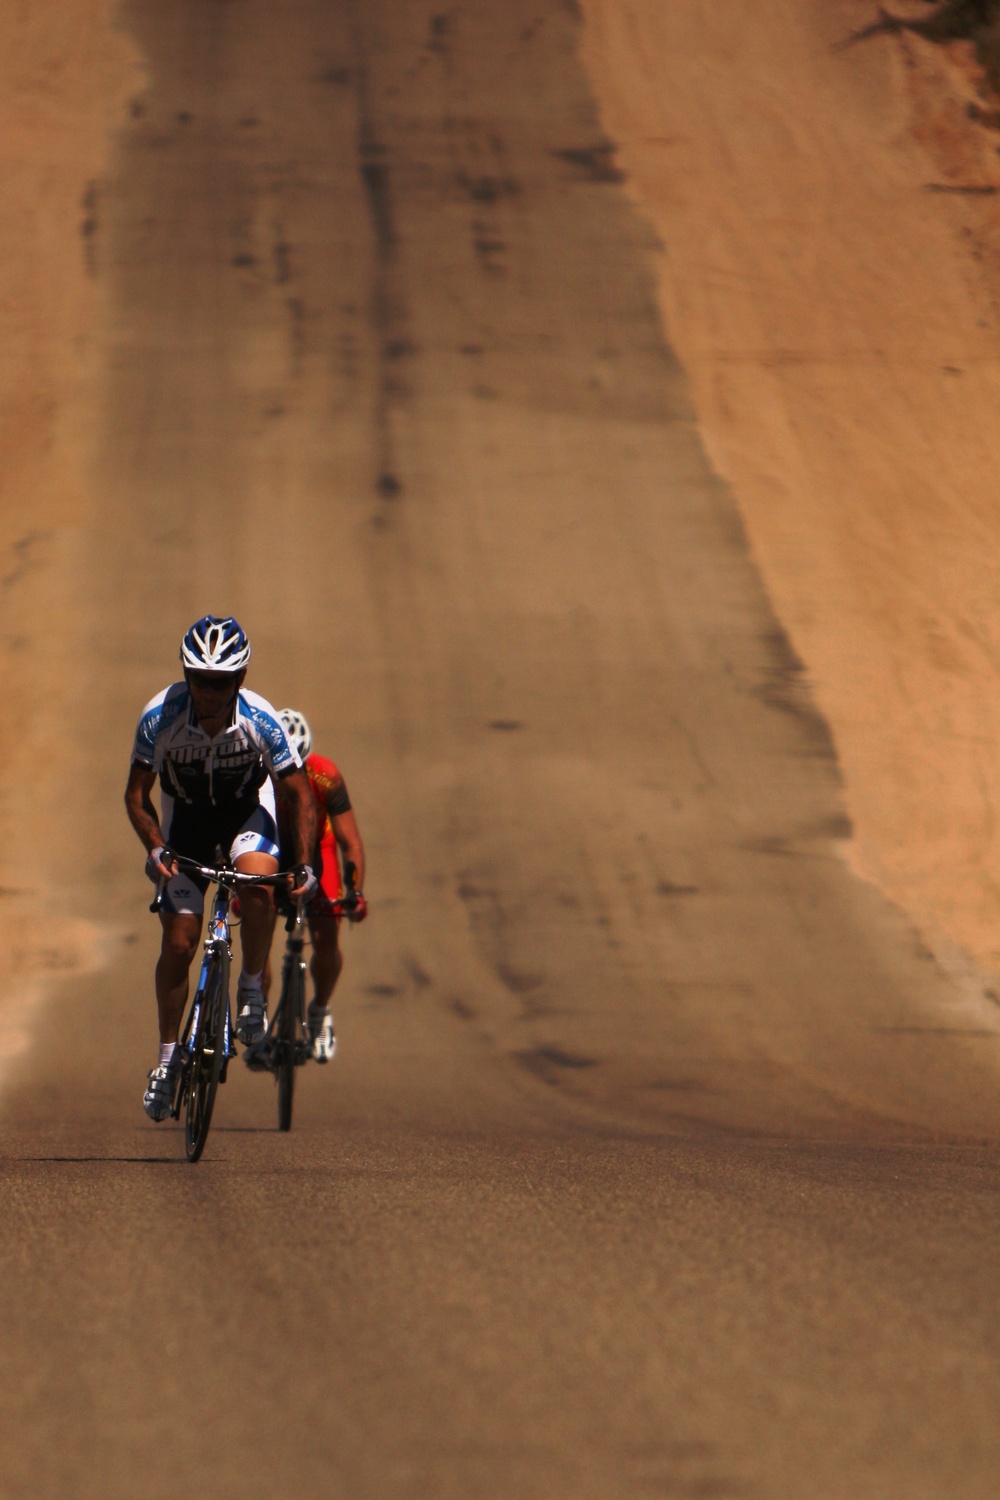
[180,615,252,673]
[279,708,312,760]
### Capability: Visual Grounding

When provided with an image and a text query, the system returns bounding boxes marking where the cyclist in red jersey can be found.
[272,708,367,1062]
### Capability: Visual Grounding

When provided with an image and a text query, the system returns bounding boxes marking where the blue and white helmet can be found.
[180,615,252,673]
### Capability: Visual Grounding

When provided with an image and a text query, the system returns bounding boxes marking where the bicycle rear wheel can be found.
[277,959,304,1132]
[185,946,229,1162]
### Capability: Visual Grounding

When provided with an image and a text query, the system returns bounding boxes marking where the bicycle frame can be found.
[252,895,312,1131]
[182,881,235,1073]
[150,852,297,1160]
[277,901,309,1031]
[268,874,361,1129]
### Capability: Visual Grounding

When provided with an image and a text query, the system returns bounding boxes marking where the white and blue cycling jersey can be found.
[131,683,301,809]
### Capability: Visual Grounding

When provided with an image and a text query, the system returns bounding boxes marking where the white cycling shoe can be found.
[236,984,268,1046]
[307,1002,337,1064]
[143,1060,179,1122]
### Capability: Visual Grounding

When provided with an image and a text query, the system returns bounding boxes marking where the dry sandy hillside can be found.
[5,0,1000,1012]
[580,0,1000,974]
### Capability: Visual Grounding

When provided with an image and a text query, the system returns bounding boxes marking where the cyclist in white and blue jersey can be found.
[125,615,317,1121]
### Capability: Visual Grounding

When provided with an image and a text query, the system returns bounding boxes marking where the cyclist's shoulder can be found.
[235,686,283,725]
[135,681,189,734]
[132,683,190,765]
[236,689,299,769]
[306,751,340,782]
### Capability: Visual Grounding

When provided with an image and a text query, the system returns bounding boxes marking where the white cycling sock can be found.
[239,969,263,990]
[159,1041,177,1066]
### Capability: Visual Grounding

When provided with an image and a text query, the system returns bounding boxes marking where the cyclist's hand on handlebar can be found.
[145,845,177,884]
[346,891,368,924]
[288,863,317,901]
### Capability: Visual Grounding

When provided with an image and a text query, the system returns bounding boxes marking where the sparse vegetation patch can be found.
[846,1,1000,104]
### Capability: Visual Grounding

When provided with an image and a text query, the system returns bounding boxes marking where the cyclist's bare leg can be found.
[156,911,203,1042]
[233,851,278,973]
[309,911,343,1007]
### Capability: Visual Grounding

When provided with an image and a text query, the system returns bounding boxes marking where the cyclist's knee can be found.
[310,915,340,954]
[239,885,274,923]
[159,916,200,971]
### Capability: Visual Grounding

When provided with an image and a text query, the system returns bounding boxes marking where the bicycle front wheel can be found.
[277,959,304,1133]
[185,946,229,1162]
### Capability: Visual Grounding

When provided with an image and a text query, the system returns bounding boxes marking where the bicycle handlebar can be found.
[149,852,312,914]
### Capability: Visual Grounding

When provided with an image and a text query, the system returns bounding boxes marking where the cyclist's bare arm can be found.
[124,764,161,849]
[279,768,318,891]
[124,764,176,877]
[321,770,366,889]
[332,806,366,890]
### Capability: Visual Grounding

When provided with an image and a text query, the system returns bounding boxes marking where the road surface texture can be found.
[0,3,999,1498]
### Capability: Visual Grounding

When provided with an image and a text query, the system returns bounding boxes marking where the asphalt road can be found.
[1,3,999,1496]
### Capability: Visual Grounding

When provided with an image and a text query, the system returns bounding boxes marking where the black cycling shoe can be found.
[242,1036,275,1073]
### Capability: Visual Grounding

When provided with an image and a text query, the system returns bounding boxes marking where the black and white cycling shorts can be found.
[160,782,280,916]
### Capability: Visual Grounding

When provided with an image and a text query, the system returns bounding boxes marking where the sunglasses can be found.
[186,672,240,692]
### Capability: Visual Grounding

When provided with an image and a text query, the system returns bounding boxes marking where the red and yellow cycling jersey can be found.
[304,752,345,843]
[308,753,343,907]
[276,752,353,909]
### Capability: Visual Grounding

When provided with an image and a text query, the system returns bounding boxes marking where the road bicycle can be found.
[150,852,293,1162]
[247,866,360,1132]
